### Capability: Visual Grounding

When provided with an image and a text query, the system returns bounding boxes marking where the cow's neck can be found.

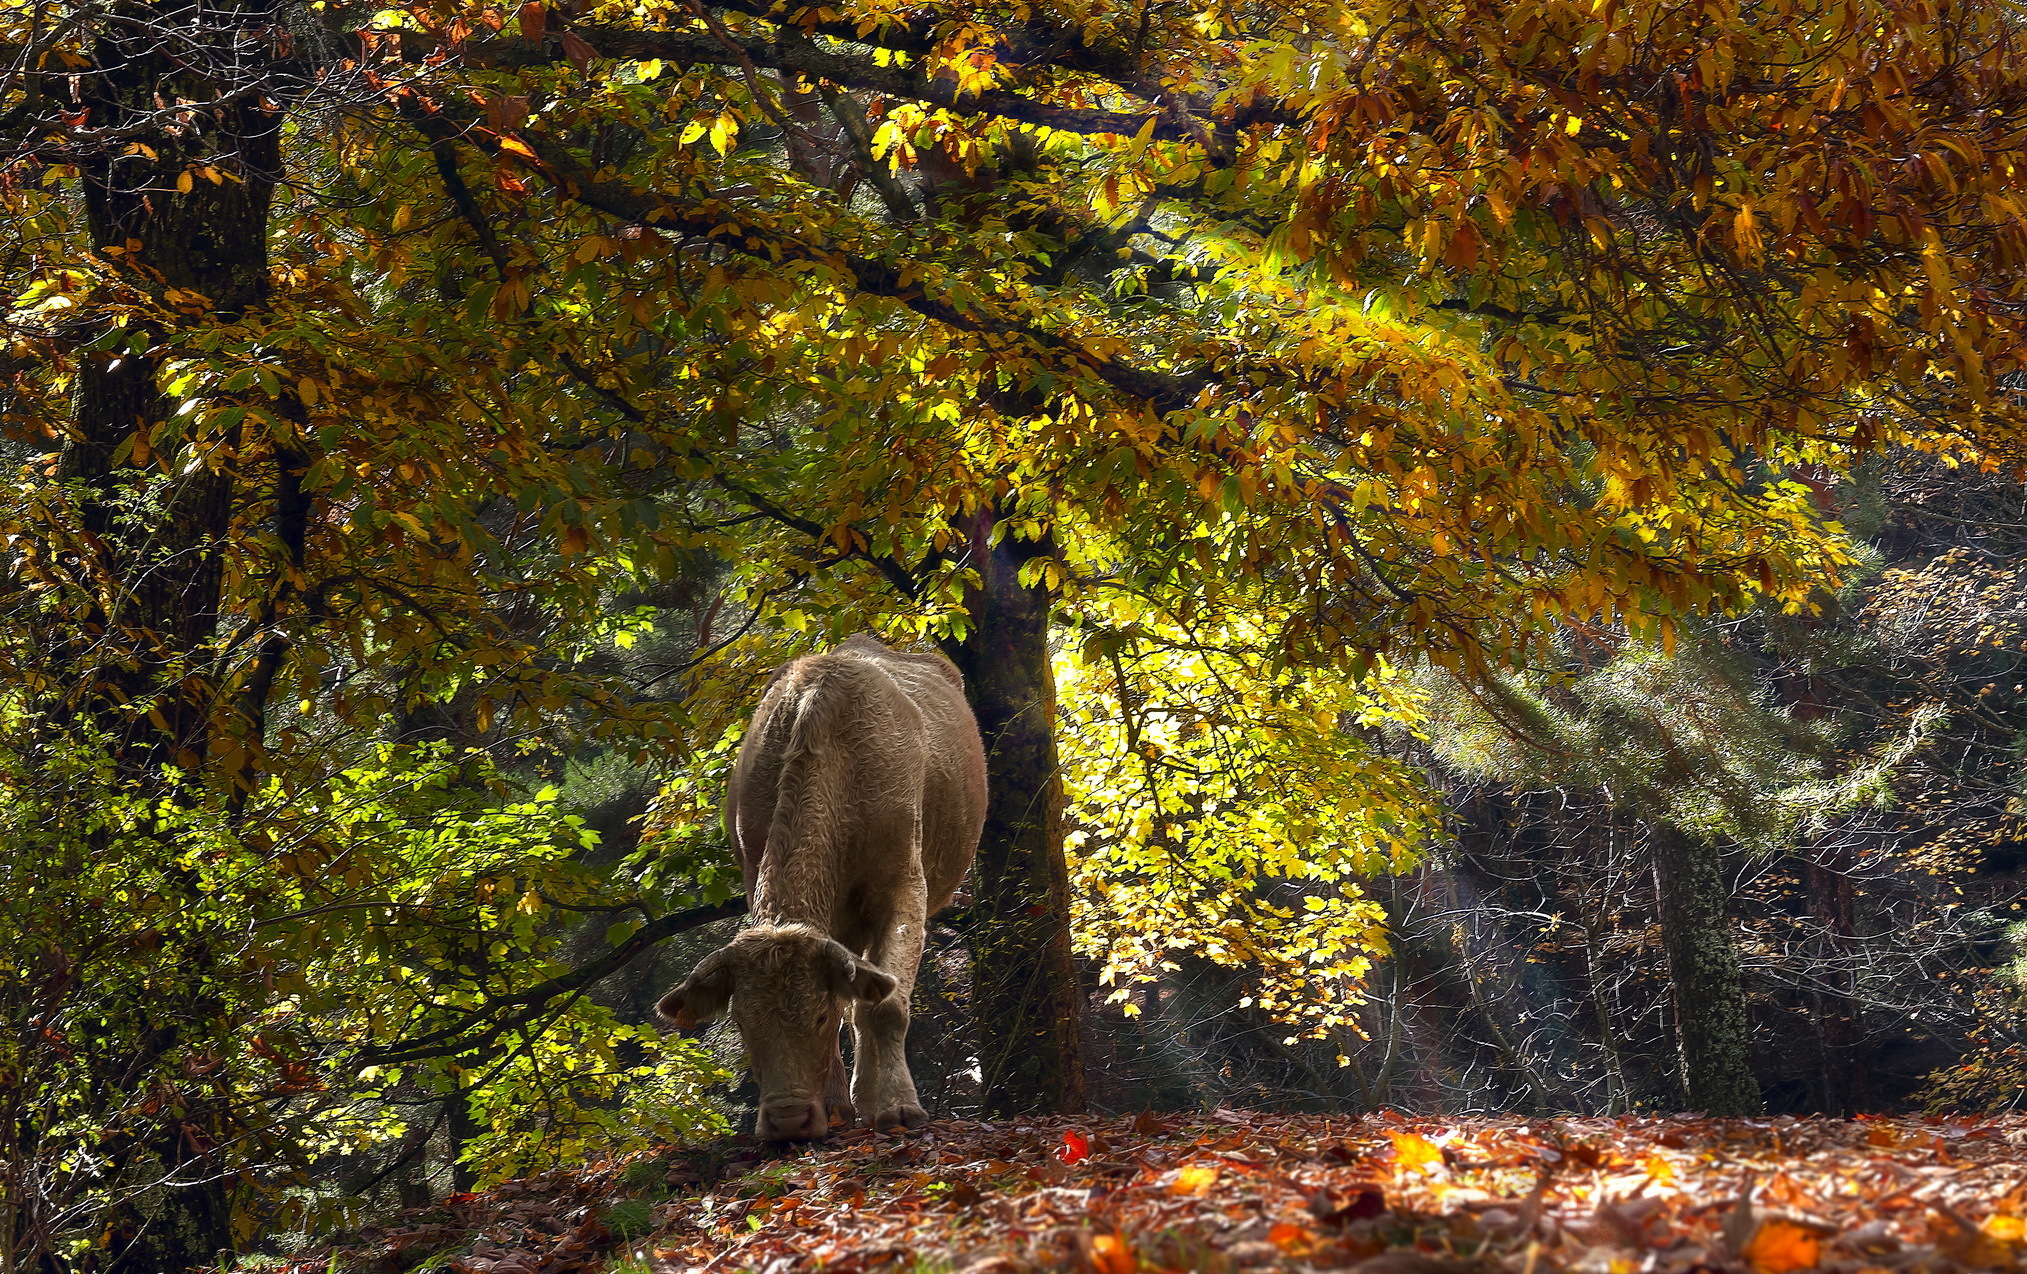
[750,881,840,935]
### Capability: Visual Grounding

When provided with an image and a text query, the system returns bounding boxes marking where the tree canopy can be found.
[7,0,2027,1267]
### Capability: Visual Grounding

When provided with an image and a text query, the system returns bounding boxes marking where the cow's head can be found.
[656,923,896,1141]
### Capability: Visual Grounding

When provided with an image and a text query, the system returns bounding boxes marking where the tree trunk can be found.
[1649,823,1762,1115]
[1805,847,1868,1114]
[60,0,282,771]
[945,510,1086,1117]
[62,5,284,1269]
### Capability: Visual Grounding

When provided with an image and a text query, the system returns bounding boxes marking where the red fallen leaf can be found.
[1059,1128,1090,1164]
[445,1192,479,1204]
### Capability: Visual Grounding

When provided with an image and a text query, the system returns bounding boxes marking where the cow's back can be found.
[834,637,986,911]
[727,636,984,928]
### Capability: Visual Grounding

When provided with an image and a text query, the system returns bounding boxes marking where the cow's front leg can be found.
[823,1023,855,1129]
[852,916,929,1131]
[851,990,927,1130]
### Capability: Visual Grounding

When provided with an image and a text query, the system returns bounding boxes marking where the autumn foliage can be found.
[8,0,2027,1267]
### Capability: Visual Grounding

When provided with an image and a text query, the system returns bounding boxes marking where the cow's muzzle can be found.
[756,1097,830,1141]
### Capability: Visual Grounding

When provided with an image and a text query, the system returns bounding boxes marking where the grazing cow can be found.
[656,635,986,1139]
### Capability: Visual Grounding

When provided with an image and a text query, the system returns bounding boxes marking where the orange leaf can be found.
[1746,1221,1822,1274]
[1388,1130,1443,1174]
[1088,1233,1134,1274]
[1268,1223,1315,1254]
[1642,1153,1675,1181]
[497,136,539,161]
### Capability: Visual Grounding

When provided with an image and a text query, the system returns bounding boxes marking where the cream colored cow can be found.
[657,635,985,1139]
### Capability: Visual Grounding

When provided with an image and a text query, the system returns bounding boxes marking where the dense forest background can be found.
[4,0,2027,1271]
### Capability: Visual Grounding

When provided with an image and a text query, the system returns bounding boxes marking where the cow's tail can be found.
[760,661,856,879]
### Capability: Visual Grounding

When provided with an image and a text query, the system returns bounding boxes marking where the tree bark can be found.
[60,5,284,1269]
[944,510,1086,1116]
[1649,822,1762,1115]
[59,0,282,772]
[1804,847,1868,1114]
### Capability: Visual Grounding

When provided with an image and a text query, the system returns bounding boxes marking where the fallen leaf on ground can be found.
[1389,1130,1444,1174]
[269,1113,2027,1274]
[1747,1219,1824,1273]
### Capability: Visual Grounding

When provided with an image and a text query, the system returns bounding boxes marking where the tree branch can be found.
[400,26,1301,141]
[353,894,748,1066]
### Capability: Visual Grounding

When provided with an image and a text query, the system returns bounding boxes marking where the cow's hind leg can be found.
[852,909,930,1131]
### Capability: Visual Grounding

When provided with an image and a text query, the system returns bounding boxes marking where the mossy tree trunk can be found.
[1649,822,1762,1115]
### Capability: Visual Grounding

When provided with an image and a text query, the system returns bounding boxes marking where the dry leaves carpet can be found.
[295,1113,2027,1274]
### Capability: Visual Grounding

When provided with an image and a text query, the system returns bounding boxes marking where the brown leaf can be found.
[515,1,544,44]
[1309,1184,1386,1224]
[1723,1193,1757,1257]
[558,30,596,71]
[1347,1253,1480,1274]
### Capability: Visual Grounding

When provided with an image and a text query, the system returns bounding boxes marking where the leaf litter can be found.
[282,1113,2027,1274]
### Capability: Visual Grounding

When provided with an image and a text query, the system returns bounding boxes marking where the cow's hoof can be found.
[874,1103,930,1132]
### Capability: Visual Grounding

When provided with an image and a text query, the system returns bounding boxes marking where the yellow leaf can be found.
[1170,1164,1219,1195]
[176,169,194,194]
[1642,1152,1674,1181]
[497,136,539,160]
[1388,1130,1443,1173]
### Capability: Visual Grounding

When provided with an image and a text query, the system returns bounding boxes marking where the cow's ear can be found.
[656,950,734,1030]
[824,941,896,1004]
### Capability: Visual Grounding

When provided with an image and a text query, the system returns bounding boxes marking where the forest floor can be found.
[285,1112,2027,1274]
